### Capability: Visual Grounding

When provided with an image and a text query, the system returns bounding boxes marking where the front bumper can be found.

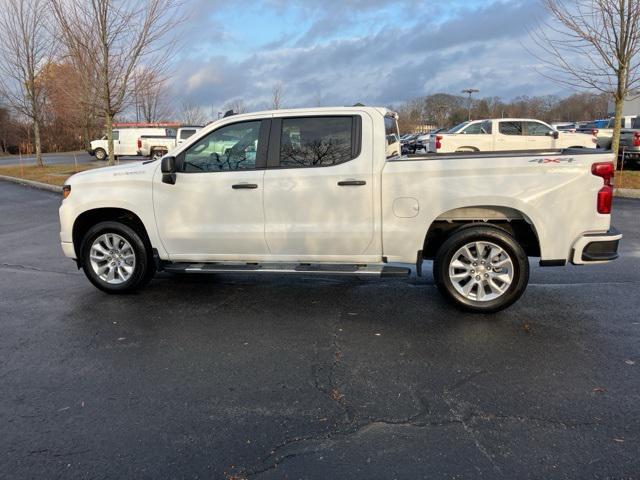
[61,241,76,259]
[87,149,95,156]
[571,227,622,265]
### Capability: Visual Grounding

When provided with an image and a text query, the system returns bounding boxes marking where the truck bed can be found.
[399,148,611,162]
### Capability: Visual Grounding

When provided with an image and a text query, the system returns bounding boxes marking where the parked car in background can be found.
[89,125,177,161]
[616,122,640,170]
[579,116,638,150]
[60,107,620,313]
[138,126,203,160]
[553,123,577,133]
[429,118,597,153]
[401,134,418,154]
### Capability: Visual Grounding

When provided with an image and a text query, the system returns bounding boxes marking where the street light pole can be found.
[462,88,479,121]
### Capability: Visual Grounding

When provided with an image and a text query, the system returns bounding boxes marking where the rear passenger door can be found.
[524,121,555,149]
[263,114,375,259]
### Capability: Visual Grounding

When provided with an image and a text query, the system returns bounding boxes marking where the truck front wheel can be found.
[433,225,529,313]
[94,148,107,161]
[80,221,155,293]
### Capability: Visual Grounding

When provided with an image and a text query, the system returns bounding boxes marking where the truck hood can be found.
[67,161,153,184]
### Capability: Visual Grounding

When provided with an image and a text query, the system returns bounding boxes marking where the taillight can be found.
[591,128,599,137]
[633,132,640,147]
[137,138,142,149]
[591,162,614,214]
[435,135,442,150]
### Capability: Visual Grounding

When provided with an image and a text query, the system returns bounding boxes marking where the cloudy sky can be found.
[168,0,567,112]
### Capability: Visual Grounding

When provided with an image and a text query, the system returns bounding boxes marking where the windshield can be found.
[448,121,470,133]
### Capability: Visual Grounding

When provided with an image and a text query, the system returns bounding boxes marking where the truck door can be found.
[153,119,270,259]
[111,130,123,156]
[523,121,555,149]
[116,130,135,156]
[495,121,525,150]
[263,114,375,259]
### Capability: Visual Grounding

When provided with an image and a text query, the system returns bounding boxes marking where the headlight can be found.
[62,185,71,199]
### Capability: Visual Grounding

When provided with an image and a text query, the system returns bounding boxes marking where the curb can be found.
[615,188,640,199]
[0,175,62,193]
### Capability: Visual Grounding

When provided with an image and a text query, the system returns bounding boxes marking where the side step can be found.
[162,262,410,278]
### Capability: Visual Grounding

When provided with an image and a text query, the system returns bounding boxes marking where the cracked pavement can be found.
[1,180,639,479]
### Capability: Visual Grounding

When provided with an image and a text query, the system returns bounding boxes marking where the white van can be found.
[89,127,174,160]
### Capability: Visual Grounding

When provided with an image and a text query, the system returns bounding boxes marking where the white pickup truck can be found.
[429,118,597,153]
[59,107,621,312]
[89,127,172,160]
[137,126,202,160]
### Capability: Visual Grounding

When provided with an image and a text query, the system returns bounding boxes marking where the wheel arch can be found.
[72,207,153,264]
[422,205,541,260]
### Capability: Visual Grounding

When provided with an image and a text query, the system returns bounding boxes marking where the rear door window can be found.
[525,121,552,136]
[279,116,355,167]
[499,121,523,136]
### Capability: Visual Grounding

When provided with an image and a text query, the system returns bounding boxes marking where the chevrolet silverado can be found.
[59,107,621,312]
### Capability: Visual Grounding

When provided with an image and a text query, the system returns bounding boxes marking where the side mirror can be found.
[161,156,176,185]
[553,130,559,139]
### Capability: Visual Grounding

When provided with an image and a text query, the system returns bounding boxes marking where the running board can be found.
[162,262,410,277]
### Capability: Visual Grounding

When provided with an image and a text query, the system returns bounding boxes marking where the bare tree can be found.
[531,0,640,157]
[224,98,248,114]
[134,67,173,123]
[50,0,181,165]
[0,0,53,166]
[180,101,206,125]
[272,82,284,110]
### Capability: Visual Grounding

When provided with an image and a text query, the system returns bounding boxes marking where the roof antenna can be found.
[223,110,235,118]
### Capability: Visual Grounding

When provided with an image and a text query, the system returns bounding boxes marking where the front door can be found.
[153,119,270,261]
[263,115,375,260]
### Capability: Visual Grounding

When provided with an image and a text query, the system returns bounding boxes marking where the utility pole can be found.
[462,88,479,121]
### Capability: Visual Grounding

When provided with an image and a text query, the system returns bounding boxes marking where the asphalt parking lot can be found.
[1,180,639,479]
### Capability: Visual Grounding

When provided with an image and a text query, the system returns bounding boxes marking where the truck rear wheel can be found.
[80,221,155,293]
[433,225,529,313]
[94,148,107,161]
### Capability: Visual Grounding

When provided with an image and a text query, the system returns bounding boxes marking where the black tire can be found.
[94,148,107,161]
[433,225,529,313]
[80,221,155,293]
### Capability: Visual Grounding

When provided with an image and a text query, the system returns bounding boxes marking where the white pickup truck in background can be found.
[60,107,621,313]
[137,126,202,160]
[89,126,173,160]
[429,118,597,153]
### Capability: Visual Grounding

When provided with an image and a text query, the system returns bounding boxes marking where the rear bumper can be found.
[571,227,622,265]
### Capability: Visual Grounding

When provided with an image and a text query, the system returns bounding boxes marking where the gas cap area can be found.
[393,197,419,218]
